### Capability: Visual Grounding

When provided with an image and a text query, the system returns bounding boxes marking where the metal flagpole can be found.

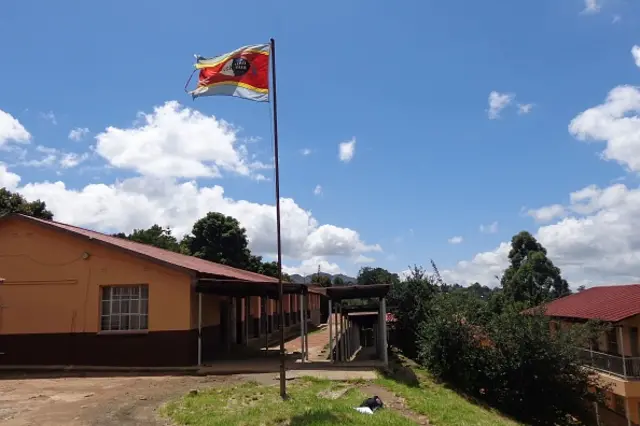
[269,37,287,400]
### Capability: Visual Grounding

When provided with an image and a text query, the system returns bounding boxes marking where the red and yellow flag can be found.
[189,44,270,102]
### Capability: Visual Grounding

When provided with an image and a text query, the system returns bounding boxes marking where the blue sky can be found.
[2,0,640,284]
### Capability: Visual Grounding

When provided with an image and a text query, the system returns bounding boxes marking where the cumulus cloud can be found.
[0,163,21,189]
[527,204,566,223]
[354,254,375,264]
[448,236,463,244]
[5,165,380,262]
[282,256,343,276]
[633,46,640,69]
[95,101,270,180]
[487,91,514,119]
[300,148,312,156]
[313,184,322,196]
[338,137,356,162]
[0,109,30,147]
[69,127,90,141]
[20,145,89,170]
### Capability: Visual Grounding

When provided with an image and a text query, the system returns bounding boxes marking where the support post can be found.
[244,297,250,345]
[197,292,202,366]
[380,297,388,366]
[620,326,628,378]
[334,302,340,362]
[328,299,333,363]
[299,293,305,362]
[304,293,309,361]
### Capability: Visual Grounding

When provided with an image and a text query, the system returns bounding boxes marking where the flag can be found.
[189,44,270,102]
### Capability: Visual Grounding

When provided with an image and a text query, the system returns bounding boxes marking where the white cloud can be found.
[582,0,601,14]
[487,91,514,119]
[40,111,57,125]
[20,145,89,170]
[0,163,20,190]
[518,103,534,115]
[69,127,90,141]
[527,204,566,223]
[5,165,380,262]
[338,137,356,163]
[632,46,640,69]
[612,15,621,24]
[60,152,90,169]
[479,221,499,234]
[283,256,343,276]
[300,148,312,156]
[354,254,375,264]
[569,85,640,173]
[448,236,463,244]
[0,109,30,147]
[95,101,270,180]
[313,184,322,195]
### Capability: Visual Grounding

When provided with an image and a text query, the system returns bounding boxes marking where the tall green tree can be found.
[113,225,182,253]
[356,267,400,286]
[0,188,53,220]
[332,276,345,286]
[311,273,332,287]
[182,212,253,268]
[500,231,570,306]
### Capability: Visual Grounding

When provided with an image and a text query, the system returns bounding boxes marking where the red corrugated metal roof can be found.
[11,214,279,283]
[542,284,640,322]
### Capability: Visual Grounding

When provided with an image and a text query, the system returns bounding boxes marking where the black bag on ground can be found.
[360,396,384,412]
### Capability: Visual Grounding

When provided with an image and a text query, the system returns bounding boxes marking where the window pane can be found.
[112,301,120,314]
[130,300,139,314]
[130,315,140,330]
[140,315,148,329]
[141,300,148,315]
[100,315,110,331]
[110,315,120,330]
[121,315,130,330]
[101,300,110,316]
[131,286,139,297]
[121,299,130,314]
[102,287,111,301]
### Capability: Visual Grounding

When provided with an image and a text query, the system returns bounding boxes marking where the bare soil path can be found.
[0,373,234,426]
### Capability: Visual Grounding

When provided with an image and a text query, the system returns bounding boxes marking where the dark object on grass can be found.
[360,396,384,412]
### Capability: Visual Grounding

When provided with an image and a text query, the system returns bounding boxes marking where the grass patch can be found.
[375,357,522,426]
[162,377,416,426]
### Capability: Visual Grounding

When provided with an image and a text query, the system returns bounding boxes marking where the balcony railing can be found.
[578,348,640,379]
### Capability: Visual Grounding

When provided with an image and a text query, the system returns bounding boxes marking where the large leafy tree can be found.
[182,212,253,268]
[356,267,400,286]
[113,225,182,253]
[0,188,53,220]
[500,231,570,306]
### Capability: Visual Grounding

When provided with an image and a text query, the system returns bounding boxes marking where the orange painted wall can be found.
[0,218,193,334]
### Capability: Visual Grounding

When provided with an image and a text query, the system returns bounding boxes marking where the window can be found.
[607,329,619,354]
[613,394,626,415]
[100,285,148,332]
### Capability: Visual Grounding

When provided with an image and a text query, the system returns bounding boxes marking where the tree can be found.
[577,285,586,292]
[311,273,332,287]
[332,276,345,286]
[356,267,400,286]
[0,188,53,220]
[113,225,182,253]
[500,231,570,306]
[417,294,602,425]
[182,212,253,268]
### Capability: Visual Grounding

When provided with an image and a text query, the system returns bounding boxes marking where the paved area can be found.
[270,315,339,361]
[0,373,233,426]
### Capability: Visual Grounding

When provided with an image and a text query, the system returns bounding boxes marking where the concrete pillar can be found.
[328,299,333,363]
[299,293,305,362]
[380,297,388,366]
[244,297,250,345]
[334,302,340,362]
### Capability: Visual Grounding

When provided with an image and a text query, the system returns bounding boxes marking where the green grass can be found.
[375,359,522,426]
[162,377,416,426]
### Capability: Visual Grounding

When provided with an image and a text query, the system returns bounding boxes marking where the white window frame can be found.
[100,284,149,333]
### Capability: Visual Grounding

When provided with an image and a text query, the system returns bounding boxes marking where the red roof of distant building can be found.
[6,214,278,283]
[541,284,640,322]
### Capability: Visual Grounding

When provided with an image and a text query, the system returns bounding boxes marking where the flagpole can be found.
[270,37,287,400]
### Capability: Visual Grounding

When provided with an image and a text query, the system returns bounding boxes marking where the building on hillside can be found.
[541,285,640,426]
[0,214,322,367]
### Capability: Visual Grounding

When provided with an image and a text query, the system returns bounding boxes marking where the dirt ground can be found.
[0,373,235,426]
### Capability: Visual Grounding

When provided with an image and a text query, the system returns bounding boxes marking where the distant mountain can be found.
[290,272,356,285]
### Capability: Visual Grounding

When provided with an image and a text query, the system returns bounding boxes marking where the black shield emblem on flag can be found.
[231,58,251,77]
